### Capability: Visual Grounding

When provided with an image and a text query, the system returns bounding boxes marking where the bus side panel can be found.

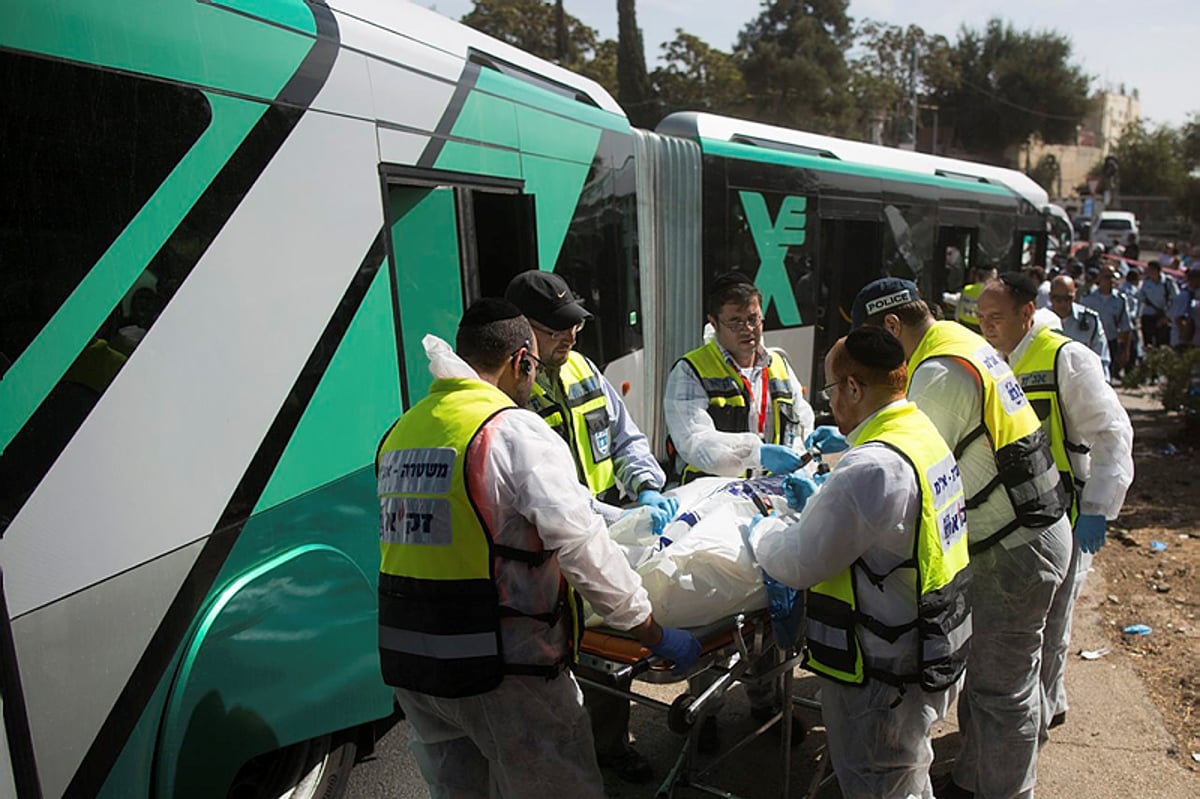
[154,530,384,799]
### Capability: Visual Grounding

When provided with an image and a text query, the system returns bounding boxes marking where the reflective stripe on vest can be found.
[802,402,972,690]
[908,321,1067,553]
[677,340,796,484]
[956,283,984,331]
[527,351,616,498]
[1012,326,1086,524]
[376,378,575,698]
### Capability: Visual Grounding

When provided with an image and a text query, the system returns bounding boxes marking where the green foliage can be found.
[1113,120,1186,197]
[617,0,658,127]
[932,19,1090,164]
[1181,113,1200,172]
[1124,347,1200,416]
[733,0,857,135]
[652,31,746,117]
[461,0,599,68]
[848,20,955,144]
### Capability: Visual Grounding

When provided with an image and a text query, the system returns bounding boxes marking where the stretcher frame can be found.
[575,611,830,798]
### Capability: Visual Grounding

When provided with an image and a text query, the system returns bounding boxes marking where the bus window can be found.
[0,51,210,530]
[815,218,883,392]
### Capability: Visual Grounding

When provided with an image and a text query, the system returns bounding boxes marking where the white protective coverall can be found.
[663,330,814,477]
[1008,317,1134,729]
[750,400,958,799]
[909,357,1072,799]
[393,337,653,799]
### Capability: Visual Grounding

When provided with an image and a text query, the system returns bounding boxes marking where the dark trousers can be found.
[1143,315,1172,347]
[582,679,633,756]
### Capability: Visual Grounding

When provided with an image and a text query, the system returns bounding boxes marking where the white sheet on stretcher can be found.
[587,476,801,629]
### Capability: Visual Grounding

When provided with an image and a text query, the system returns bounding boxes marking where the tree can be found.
[849,20,956,145]
[617,0,659,127]
[652,31,746,117]
[1181,112,1200,172]
[1112,120,1186,197]
[931,19,1090,165]
[461,0,599,68]
[732,0,856,135]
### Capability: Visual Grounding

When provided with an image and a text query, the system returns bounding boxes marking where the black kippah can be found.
[710,270,755,293]
[845,326,905,371]
[459,297,524,328]
[999,271,1038,302]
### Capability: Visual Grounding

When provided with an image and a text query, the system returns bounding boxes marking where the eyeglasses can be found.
[530,319,585,340]
[819,379,847,401]
[510,341,544,370]
[717,314,763,331]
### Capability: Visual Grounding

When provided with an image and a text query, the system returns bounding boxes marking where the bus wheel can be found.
[227,733,357,799]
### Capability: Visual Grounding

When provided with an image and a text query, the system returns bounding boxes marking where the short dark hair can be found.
[456,301,532,372]
[707,271,762,318]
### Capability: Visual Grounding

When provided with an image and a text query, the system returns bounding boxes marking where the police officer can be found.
[748,327,972,798]
[978,274,1134,733]
[1047,274,1111,380]
[852,278,1071,799]
[505,270,672,783]
[376,299,699,796]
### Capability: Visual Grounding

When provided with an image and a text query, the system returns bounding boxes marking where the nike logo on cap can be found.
[556,290,567,297]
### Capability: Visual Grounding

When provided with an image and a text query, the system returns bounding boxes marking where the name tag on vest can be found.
[379,447,456,495]
[381,496,453,546]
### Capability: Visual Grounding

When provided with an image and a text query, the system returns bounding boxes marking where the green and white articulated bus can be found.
[0,2,1054,797]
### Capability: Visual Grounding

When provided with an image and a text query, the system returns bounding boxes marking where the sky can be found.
[423,0,1198,128]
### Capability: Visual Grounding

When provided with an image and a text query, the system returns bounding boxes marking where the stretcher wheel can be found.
[667,693,695,734]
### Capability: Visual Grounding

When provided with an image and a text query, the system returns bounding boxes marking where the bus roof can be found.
[656,112,1049,209]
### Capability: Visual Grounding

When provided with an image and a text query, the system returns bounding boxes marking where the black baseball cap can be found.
[505,270,592,330]
[851,278,921,329]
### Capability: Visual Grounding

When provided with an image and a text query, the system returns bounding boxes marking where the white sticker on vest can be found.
[380,496,453,546]
[936,497,968,553]
[997,374,1029,415]
[378,448,456,495]
[975,344,1011,379]
[927,453,964,510]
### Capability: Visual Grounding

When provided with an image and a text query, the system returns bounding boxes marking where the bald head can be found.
[1048,275,1077,320]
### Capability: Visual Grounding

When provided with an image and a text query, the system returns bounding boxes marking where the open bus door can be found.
[815,216,884,400]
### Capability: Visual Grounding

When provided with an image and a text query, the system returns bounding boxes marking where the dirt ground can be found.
[1099,386,1200,766]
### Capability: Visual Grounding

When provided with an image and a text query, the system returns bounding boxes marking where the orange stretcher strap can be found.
[579,614,764,666]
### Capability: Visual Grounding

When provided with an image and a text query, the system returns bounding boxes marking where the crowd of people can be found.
[1021,239,1200,383]
[370,255,1155,798]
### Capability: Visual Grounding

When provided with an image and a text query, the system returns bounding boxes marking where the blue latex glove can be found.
[760,443,805,474]
[647,507,671,536]
[805,425,849,454]
[638,489,679,519]
[782,473,818,511]
[1075,514,1107,554]
[763,572,803,647]
[649,626,702,674]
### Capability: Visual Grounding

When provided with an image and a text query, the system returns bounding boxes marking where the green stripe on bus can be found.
[254,267,402,513]
[699,138,1017,199]
[1,0,314,101]
[0,93,266,452]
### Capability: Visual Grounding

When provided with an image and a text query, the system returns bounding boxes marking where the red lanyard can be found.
[738,367,770,436]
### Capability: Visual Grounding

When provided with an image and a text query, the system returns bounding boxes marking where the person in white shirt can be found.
[977,274,1134,732]
[748,327,971,799]
[377,300,700,797]
[851,278,1072,799]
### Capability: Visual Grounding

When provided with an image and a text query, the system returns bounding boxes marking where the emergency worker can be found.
[505,270,672,783]
[748,327,972,799]
[955,264,998,332]
[376,299,700,797]
[664,271,815,483]
[852,278,1072,799]
[662,270,816,750]
[977,275,1133,733]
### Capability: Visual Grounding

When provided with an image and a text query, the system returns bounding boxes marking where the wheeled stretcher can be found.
[575,607,830,798]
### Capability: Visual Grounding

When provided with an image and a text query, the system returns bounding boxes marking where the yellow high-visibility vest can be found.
[803,401,972,689]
